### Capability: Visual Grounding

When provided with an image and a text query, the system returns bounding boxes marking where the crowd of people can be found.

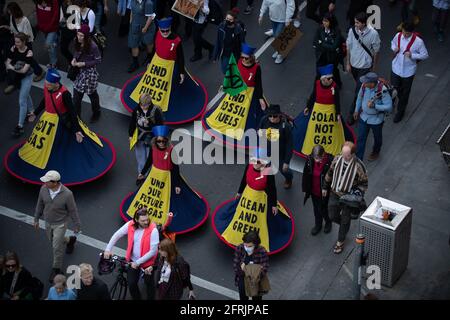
[0,0,445,301]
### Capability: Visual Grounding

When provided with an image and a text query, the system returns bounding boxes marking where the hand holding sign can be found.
[75,131,84,143]
[175,187,181,194]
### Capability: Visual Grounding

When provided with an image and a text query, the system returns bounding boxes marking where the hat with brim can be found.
[266,104,281,116]
[40,170,61,183]
[360,72,378,84]
[152,125,170,138]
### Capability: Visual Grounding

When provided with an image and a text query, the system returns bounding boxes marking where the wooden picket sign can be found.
[271,24,303,58]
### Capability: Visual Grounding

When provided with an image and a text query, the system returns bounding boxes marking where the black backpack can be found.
[30,276,44,300]
[208,0,223,25]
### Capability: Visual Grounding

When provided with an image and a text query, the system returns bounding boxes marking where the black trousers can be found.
[73,89,101,118]
[26,42,44,77]
[306,0,330,24]
[60,27,76,64]
[390,71,414,117]
[349,66,371,115]
[192,22,213,57]
[238,276,262,301]
[311,194,330,228]
[127,268,156,300]
[0,35,12,81]
[328,193,353,242]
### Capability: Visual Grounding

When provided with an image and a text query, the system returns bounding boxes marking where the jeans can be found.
[390,71,414,116]
[94,1,104,33]
[356,118,383,160]
[127,267,156,300]
[349,66,372,115]
[271,21,285,38]
[44,32,59,66]
[238,276,262,301]
[17,74,33,127]
[220,55,229,74]
[193,22,213,57]
[135,141,150,173]
[45,223,68,269]
[311,194,330,228]
[73,89,101,118]
[328,192,353,242]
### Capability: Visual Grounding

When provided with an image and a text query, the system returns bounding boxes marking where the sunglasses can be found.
[323,77,333,81]
[156,139,166,144]
[160,29,170,33]
[6,264,17,268]
[268,114,280,118]
[241,56,251,60]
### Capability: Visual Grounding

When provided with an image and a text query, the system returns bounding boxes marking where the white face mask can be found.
[244,246,254,255]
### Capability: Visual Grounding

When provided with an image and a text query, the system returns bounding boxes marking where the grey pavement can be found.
[0,0,449,300]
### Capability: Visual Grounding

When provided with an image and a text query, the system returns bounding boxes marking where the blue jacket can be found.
[355,83,392,125]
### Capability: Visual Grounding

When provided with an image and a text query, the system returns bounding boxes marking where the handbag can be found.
[67,65,80,81]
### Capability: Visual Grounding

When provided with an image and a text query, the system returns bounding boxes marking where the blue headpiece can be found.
[157,17,173,29]
[241,43,256,56]
[318,64,334,78]
[152,125,170,138]
[45,69,61,84]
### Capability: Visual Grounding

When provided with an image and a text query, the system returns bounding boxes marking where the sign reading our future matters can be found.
[301,103,345,156]
[127,167,171,226]
[131,54,175,112]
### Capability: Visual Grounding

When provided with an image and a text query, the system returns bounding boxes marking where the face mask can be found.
[225,20,233,26]
[244,246,254,255]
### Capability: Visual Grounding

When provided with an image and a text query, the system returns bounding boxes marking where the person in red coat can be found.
[35,0,60,68]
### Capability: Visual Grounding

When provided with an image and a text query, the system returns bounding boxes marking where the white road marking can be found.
[0,205,239,300]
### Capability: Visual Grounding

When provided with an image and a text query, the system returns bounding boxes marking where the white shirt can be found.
[346,25,381,69]
[260,0,295,24]
[10,16,34,42]
[194,0,209,24]
[49,185,62,200]
[158,260,171,284]
[391,33,429,78]
[106,221,159,266]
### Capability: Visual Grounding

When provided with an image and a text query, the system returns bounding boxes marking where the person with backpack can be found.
[258,104,294,189]
[354,72,393,161]
[34,0,60,69]
[390,20,428,123]
[313,12,343,89]
[149,238,195,300]
[345,12,381,125]
[128,92,164,176]
[0,251,41,300]
[213,9,245,74]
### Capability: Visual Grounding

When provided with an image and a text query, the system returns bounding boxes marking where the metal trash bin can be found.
[360,197,412,287]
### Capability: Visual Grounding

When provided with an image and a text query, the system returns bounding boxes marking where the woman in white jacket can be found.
[259,0,295,64]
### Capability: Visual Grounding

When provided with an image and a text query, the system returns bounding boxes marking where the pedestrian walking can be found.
[34,0,60,69]
[104,208,159,300]
[390,20,429,123]
[354,72,393,161]
[76,263,111,300]
[46,274,77,300]
[323,142,368,254]
[432,0,450,42]
[34,170,81,283]
[258,104,294,189]
[72,24,102,123]
[151,238,195,300]
[129,92,164,175]
[302,145,333,235]
[59,0,77,66]
[259,0,295,64]
[346,0,372,30]
[4,32,34,137]
[345,12,381,125]
[233,231,269,300]
[190,0,214,62]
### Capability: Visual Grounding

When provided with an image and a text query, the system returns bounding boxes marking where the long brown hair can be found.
[74,31,92,55]
[159,239,178,265]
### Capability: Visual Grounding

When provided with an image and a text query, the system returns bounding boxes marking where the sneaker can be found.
[367,152,379,162]
[4,85,15,94]
[275,54,284,64]
[66,236,77,254]
[49,268,62,283]
[90,112,101,123]
[33,70,46,82]
[293,20,301,28]
[12,125,24,137]
[324,221,332,234]
[311,226,322,236]
[265,29,274,37]
[272,51,278,59]
[127,61,139,73]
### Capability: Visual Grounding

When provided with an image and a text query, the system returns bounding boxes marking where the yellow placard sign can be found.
[78,118,103,147]
[18,111,59,169]
[301,102,345,156]
[130,128,138,150]
[127,166,171,226]
[222,186,270,251]
[130,54,175,112]
[205,87,254,140]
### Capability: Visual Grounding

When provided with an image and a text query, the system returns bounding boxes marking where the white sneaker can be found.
[265,29,274,37]
[272,51,279,59]
[275,54,284,64]
[293,20,301,28]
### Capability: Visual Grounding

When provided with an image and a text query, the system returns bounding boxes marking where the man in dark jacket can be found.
[306,0,336,24]
[258,104,294,189]
[77,263,111,300]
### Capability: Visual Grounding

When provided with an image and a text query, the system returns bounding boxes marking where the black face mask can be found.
[225,20,233,26]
